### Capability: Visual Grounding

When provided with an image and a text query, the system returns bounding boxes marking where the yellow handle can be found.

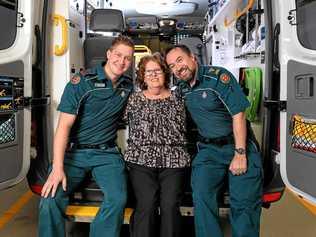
[52,14,68,56]
[224,0,255,27]
[134,45,152,54]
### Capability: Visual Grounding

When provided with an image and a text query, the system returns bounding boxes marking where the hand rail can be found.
[134,45,152,54]
[224,0,255,27]
[52,14,68,56]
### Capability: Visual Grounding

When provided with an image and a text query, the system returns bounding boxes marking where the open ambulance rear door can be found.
[0,0,33,190]
[277,0,316,205]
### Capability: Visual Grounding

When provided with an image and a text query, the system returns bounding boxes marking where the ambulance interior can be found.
[24,0,286,213]
[1,0,316,228]
[0,0,289,221]
[28,0,287,211]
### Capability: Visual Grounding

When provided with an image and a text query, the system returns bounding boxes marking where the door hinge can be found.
[263,100,287,111]
[17,12,26,27]
[288,9,297,26]
[23,96,50,107]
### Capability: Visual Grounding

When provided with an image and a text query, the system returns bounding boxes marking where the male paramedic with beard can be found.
[38,36,134,237]
[165,45,263,237]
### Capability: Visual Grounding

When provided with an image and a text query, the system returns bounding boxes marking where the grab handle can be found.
[52,14,68,56]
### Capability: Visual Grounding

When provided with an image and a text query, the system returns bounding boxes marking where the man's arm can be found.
[229,111,247,175]
[41,112,76,198]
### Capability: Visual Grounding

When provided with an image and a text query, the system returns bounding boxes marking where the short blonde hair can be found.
[109,35,134,51]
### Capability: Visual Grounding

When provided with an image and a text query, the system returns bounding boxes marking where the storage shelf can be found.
[204,0,245,41]
[234,52,262,59]
[208,0,244,27]
[234,56,264,68]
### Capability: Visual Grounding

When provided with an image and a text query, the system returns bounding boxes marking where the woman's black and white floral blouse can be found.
[123,90,190,168]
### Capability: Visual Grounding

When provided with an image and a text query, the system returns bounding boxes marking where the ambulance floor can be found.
[0,180,315,237]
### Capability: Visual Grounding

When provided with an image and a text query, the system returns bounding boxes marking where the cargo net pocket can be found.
[291,115,316,153]
[0,114,15,144]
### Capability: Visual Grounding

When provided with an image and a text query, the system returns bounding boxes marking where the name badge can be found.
[94,83,106,88]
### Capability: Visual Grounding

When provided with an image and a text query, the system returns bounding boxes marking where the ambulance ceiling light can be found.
[135,0,197,16]
[158,18,176,27]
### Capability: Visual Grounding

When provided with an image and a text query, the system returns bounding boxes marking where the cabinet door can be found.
[278,0,316,204]
[0,0,33,190]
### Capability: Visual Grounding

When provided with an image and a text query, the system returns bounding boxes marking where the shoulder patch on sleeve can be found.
[70,75,81,84]
[220,73,231,84]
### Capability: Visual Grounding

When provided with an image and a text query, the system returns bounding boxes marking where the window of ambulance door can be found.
[296,0,316,50]
[0,0,18,50]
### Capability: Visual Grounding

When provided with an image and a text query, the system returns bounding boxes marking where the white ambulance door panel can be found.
[0,0,33,190]
[279,0,316,204]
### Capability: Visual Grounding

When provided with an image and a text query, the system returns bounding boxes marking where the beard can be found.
[177,66,195,82]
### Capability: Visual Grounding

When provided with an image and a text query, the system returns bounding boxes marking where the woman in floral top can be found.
[124,53,190,237]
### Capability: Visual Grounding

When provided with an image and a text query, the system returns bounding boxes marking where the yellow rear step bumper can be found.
[66,206,196,223]
[66,206,133,223]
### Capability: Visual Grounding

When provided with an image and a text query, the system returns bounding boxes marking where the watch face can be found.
[235,148,246,155]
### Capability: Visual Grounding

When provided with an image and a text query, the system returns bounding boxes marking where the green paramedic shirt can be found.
[179,65,250,139]
[57,63,133,145]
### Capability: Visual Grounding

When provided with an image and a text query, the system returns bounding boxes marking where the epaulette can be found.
[84,68,98,81]
[206,66,221,78]
[85,74,99,82]
[198,65,219,83]
[204,66,233,85]
[85,67,97,75]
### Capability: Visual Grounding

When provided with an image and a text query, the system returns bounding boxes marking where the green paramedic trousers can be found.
[38,147,127,237]
[191,140,263,237]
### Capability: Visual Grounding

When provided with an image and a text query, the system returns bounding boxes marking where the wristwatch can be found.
[234,148,246,155]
